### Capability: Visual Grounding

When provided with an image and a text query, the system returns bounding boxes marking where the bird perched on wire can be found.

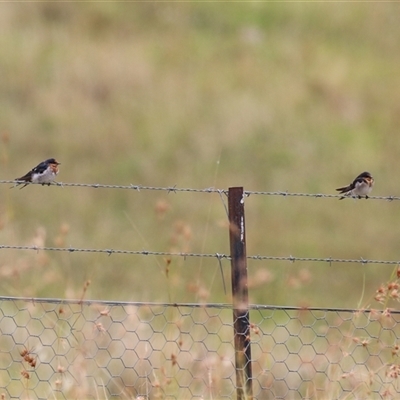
[14,158,61,189]
[336,171,374,200]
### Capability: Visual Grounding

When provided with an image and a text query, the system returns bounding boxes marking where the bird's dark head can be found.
[359,171,372,179]
[46,158,60,165]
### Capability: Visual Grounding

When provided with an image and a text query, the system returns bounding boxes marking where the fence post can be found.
[228,187,253,400]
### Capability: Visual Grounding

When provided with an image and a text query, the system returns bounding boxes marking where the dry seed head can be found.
[377,285,386,294]
[382,389,393,398]
[250,323,261,335]
[100,308,110,317]
[94,322,105,333]
[387,364,400,378]
[370,309,380,319]
[20,348,28,358]
[375,294,385,304]
[153,380,160,388]
[57,364,66,374]
[21,370,30,379]
[171,353,177,366]
[383,308,392,317]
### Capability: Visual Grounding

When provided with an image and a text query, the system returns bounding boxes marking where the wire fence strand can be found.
[2,295,400,314]
[3,179,400,201]
[1,244,399,266]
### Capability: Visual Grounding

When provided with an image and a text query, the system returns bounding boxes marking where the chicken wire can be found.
[0,297,399,399]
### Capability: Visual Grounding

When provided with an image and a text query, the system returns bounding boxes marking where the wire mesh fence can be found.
[1,297,400,399]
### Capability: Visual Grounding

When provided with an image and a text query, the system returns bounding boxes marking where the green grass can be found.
[0,3,400,310]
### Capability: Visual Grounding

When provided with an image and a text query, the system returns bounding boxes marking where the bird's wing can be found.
[336,184,352,193]
[31,161,49,174]
[15,171,32,181]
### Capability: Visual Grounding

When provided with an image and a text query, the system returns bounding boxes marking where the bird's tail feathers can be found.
[12,176,30,189]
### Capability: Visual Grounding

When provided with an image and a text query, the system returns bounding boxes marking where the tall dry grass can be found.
[0,3,399,308]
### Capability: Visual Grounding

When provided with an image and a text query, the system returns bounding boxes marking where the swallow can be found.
[14,158,61,189]
[336,171,374,200]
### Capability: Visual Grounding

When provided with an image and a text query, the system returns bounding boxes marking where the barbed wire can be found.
[5,180,228,194]
[1,244,399,266]
[245,190,400,201]
[3,295,400,314]
[3,180,400,201]
[247,255,400,266]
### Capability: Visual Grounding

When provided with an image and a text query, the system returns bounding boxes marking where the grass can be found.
[1,3,399,306]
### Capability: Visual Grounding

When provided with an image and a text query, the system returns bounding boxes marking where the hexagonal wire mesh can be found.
[1,297,400,399]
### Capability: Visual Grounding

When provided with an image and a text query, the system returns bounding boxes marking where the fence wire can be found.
[3,179,400,201]
[1,297,400,399]
[1,244,400,267]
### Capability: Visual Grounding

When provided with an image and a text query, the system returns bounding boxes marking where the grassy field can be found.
[1,2,400,311]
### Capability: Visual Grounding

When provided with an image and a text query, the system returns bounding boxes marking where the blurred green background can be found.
[1,2,399,308]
